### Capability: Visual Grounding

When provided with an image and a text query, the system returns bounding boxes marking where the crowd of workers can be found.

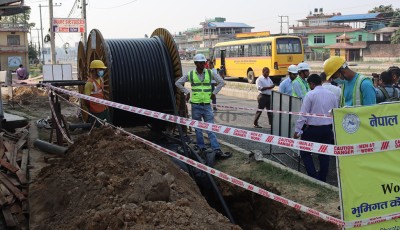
[276,56,400,182]
[84,56,399,182]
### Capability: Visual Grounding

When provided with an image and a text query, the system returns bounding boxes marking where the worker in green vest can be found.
[292,62,311,99]
[323,56,376,106]
[175,54,230,166]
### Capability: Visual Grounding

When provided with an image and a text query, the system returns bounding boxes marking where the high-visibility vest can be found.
[340,74,370,107]
[188,69,212,103]
[292,76,310,98]
[87,78,107,113]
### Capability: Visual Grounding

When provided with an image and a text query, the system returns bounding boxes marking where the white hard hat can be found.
[193,54,207,62]
[297,62,310,72]
[288,64,298,74]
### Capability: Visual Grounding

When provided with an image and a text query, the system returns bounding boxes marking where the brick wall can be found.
[363,44,400,58]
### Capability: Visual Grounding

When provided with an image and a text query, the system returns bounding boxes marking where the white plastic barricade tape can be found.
[45,84,400,157]
[189,102,332,118]
[50,87,400,228]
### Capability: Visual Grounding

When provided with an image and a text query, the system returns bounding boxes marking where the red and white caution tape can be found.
[45,84,400,157]
[188,102,332,118]
[50,86,400,228]
[47,92,74,144]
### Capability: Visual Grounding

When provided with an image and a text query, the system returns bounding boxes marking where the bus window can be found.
[252,44,262,56]
[266,43,272,56]
[244,45,249,57]
[276,38,302,54]
[239,45,245,57]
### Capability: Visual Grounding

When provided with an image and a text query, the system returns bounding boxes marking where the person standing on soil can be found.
[84,60,110,127]
[324,56,376,107]
[388,66,400,88]
[375,71,400,103]
[292,62,311,99]
[253,67,274,128]
[16,64,28,80]
[279,64,298,95]
[293,74,338,182]
[175,54,230,165]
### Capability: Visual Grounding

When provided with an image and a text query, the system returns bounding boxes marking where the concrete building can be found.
[0,1,30,72]
[174,17,253,59]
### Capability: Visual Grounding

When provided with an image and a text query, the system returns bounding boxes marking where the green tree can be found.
[391,29,400,44]
[28,43,38,60]
[368,4,400,27]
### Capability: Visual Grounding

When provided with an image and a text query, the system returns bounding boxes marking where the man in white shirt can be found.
[320,72,341,105]
[253,67,275,128]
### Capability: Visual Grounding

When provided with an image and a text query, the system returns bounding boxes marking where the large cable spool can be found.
[77,28,185,128]
[77,41,89,122]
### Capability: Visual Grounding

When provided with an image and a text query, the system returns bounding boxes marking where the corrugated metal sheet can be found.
[207,22,254,28]
[328,13,381,22]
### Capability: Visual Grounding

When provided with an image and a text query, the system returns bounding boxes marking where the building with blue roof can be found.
[174,17,253,59]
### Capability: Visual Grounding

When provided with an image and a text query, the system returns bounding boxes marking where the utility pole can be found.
[49,0,56,64]
[278,16,289,35]
[82,0,87,44]
[39,4,45,64]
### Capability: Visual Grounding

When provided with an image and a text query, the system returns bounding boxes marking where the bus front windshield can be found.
[276,38,302,54]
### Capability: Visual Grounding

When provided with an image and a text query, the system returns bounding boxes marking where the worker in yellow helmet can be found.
[323,56,376,107]
[84,60,110,126]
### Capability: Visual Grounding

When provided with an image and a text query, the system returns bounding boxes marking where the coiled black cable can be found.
[105,37,175,127]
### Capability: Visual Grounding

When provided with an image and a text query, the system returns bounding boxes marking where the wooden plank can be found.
[4,152,12,163]
[2,207,16,227]
[0,191,7,206]
[0,184,14,205]
[0,132,5,159]
[3,141,14,154]
[0,159,19,173]
[20,149,28,174]
[11,131,28,167]
[0,173,25,201]
[10,203,22,214]
[15,170,27,185]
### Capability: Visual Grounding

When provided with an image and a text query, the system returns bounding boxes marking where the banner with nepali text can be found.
[334,102,400,229]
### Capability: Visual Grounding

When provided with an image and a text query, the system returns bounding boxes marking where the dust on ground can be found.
[29,127,240,230]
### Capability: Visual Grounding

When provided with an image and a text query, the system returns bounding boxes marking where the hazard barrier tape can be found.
[51,87,400,228]
[187,102,332,118]
[47,91,74,144]
[45,84,400,157]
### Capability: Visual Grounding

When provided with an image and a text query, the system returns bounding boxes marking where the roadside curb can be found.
[217,138,339,192]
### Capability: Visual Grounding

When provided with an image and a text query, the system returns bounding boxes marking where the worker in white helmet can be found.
[292,62,311,99]
[279,64,298,95]
[175,54,230,166]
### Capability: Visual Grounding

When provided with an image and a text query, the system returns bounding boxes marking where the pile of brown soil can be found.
[29,127,239,229]
[13,86,46,104]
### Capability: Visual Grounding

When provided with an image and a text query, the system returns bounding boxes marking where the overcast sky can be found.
[26,0,400,47]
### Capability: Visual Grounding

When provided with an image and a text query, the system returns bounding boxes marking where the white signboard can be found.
[43,64,72,81]
[7,56,22,67]
[52,18,85,33]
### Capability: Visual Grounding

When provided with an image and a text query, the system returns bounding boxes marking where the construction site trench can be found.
[6,86,339,229]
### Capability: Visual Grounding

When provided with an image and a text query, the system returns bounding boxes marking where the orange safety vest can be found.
[87,78,107,113]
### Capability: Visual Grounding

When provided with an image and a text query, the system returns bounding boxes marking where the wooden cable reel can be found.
[77,28,185,128]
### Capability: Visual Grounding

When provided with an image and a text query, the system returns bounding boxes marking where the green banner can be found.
[334,103,400,229]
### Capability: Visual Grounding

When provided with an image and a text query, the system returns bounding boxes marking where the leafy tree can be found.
[1,9,31,24]
[28,43,38,60]
[368,4,400,27]
[391,29,400,44]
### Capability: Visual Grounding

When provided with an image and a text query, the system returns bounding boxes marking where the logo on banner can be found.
[342,113,360,134]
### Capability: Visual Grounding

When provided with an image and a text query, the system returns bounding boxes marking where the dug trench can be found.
[9,86,338,229]
[28,126,338,229]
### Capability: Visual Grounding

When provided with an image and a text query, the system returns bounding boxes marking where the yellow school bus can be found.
[213,36,304,84]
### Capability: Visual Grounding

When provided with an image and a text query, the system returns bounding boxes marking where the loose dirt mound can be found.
[29,127,240,229]
[13,87,46,102]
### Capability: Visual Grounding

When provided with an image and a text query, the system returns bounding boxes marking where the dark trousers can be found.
[300,125,333,182]
[254,94,272,125]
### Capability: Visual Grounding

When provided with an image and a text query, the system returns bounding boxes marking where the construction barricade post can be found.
[334,102,400,229]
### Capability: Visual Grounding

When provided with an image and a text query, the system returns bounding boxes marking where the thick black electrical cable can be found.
[154,36,235,224]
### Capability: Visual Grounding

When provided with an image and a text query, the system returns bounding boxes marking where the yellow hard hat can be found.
[323,56,345,80]
[89,60,107,69]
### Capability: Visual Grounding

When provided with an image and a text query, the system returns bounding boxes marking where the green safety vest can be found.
[340,74,370,107]
[292,76,310,98]
[188,69,212,103]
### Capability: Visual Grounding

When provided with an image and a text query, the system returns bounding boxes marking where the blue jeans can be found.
[300,125,333,182]
[191,104,220,150]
